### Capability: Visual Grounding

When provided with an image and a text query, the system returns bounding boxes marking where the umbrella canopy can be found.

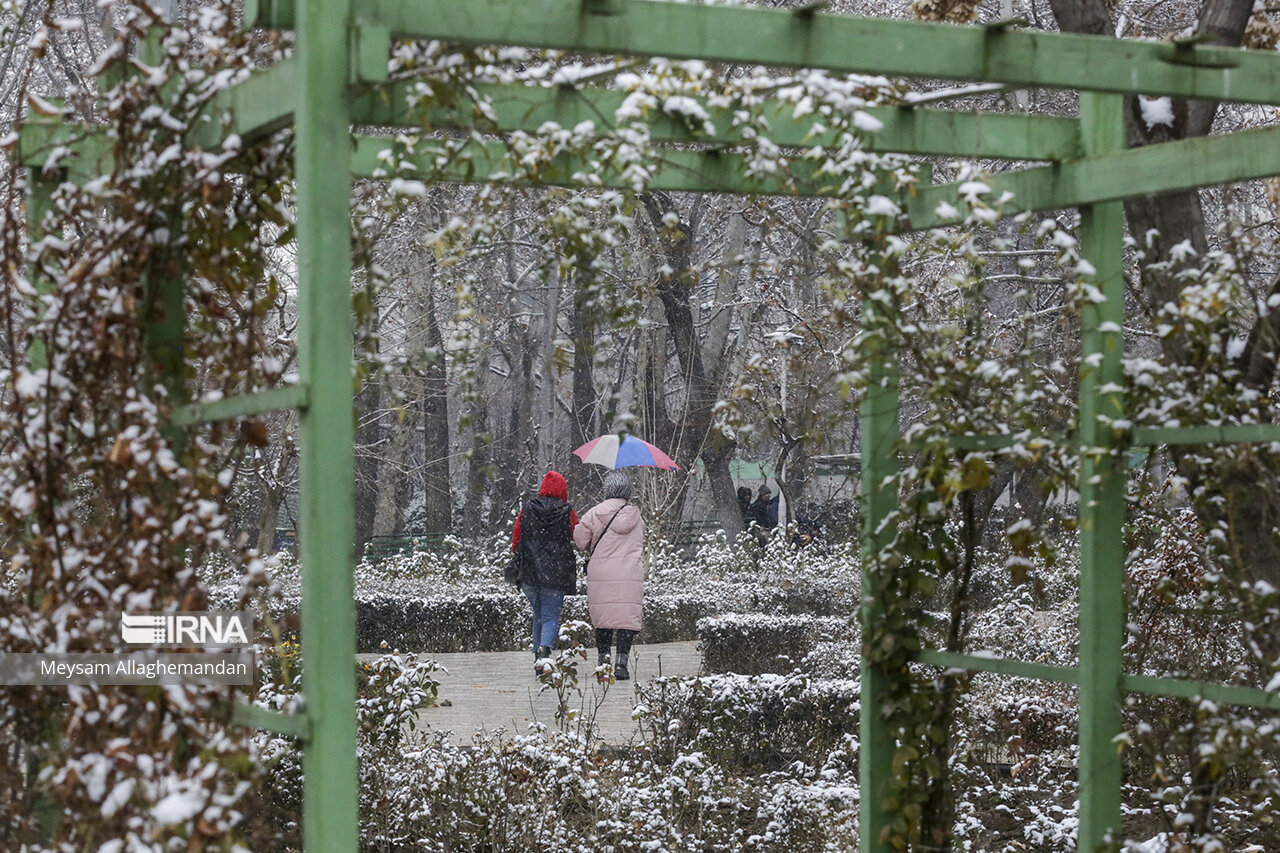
[572,434,679,470]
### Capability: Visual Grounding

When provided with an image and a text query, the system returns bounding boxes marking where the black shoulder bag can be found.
[589,503,627,557]
[504,503,530,587]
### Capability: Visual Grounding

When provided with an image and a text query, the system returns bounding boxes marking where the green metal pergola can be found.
[23,0,1280,850]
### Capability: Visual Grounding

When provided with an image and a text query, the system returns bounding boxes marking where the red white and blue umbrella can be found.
[572,434,679,470]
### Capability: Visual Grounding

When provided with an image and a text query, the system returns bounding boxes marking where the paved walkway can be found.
[359,641,702,745]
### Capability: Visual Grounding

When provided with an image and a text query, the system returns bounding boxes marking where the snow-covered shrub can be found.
[798,638,866,679]
[949,755,1079,853]
[248,641,864,850]
[698,613,851,675]
[357,653,443,746]
[628,592,723,645]
[346,724,862,851]
[1125,510,1254,684]
[635,673,860,769]
[0,4,298,848]
[647,533,859,593]
[972,681,1079,761]
[354,592,528,652]
[204,533,863,653]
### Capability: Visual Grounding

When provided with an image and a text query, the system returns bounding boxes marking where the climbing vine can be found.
[5,3,1280,850]
[1,2,292,848]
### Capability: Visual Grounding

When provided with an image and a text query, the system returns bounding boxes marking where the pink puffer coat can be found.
[573,498,646,631]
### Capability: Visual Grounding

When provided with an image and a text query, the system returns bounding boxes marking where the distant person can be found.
[737,486,753,526]
[746,485,780,542]
[573,470,646,680]
[760,486,780,529]
[512,471,579,673]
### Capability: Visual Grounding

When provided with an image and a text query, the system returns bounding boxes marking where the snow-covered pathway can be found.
[358,640,702,744]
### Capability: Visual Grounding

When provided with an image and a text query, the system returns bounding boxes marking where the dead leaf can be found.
[240,420,269,447]
[108,437,132,466]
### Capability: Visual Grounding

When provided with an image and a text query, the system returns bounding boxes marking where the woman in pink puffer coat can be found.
[573,470,646,680]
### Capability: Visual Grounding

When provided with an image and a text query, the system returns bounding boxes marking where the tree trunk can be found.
[253,435,296,553]
[462,346,494,536]
[537,264,561,470]
[255,485,281,554]
[568,272,600,500]
[352,377,382,552]
[372,395,417,536]
[422,286,452,535]
[641,192,744,538]
[490,325,536,525]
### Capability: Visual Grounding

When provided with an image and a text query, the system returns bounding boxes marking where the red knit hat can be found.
[539,470,568,502]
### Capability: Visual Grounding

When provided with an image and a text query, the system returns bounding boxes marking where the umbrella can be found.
[572,434,679,470]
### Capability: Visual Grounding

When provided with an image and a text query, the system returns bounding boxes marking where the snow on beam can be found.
[906,120,1280,231]
[249,0,1280,107]
[351,82,1082,162]
[191,59,299,149]
[349,134,932,200]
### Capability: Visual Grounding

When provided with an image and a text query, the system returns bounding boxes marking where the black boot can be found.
[535,646,552,675]
[615,652,630,681]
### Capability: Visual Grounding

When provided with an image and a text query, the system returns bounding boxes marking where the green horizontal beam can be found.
[919,651,1280,710]
[28,76,1280,223]
[1131,423,1280,446]
[193,59,298,149]
[1123,674,1280,711]
[170,385,309,427]
[245,0,1280,106]
[917,649,1079,684]
[23,61,296,167]
[17,121,112,179]
[353,82,1081,162]
[357,117,1280,226]
[243,0,294,32]
[908,121,1280,230]
[232,702,313,740]
[351,134,931,198]
[908,431,1067,451]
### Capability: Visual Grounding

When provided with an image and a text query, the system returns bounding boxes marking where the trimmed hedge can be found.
[287,592,727,653]
[215,575,856,653]
[698,613,851,675]
[356,593,526,652]
[635,673,860,768]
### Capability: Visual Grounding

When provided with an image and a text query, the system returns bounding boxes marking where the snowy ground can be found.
[357,640,702,743]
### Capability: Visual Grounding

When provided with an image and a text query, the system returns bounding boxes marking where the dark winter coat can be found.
[747,495,780,530]
[514,495,578,594]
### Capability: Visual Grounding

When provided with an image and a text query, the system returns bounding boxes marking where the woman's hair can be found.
[602,469,632,500]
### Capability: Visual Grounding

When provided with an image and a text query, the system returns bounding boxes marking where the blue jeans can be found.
[521,584,565,653]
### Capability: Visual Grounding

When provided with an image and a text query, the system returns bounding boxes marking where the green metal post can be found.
[21,168,61,841]
[140,204,186,448]
[1075,91,1127,852]
[24,169,60,371]
[296,0,358,850]
[858,251,900,853]
[141,259,186,429]
[137,28,187,430]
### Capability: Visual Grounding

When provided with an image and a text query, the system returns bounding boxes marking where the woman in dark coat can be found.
[512,471,579,670]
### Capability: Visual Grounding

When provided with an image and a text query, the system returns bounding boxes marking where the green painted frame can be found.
[21,2,1280,850]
